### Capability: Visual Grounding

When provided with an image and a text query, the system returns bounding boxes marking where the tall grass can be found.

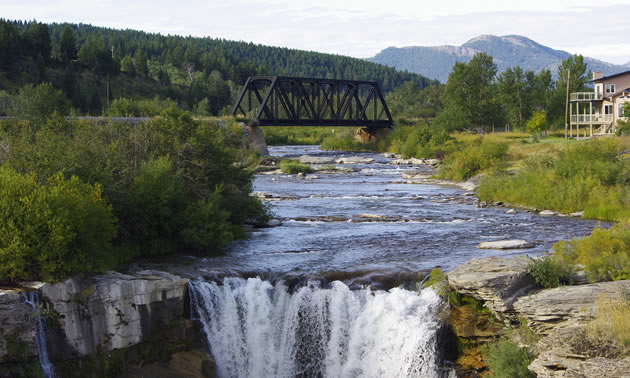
[478,139,630,220]
[587,294,630,352]
[437,137,508,181]
[262,126,337,145]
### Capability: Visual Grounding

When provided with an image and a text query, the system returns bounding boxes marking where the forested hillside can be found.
[0,19,437,116]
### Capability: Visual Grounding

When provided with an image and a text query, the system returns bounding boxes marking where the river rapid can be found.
[186,145,601,378]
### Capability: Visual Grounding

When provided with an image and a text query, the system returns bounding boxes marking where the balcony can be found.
[570,114,613,124]
[570,92,603,101]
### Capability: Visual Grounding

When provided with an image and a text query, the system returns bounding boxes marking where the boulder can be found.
[513,280,630,335]
[41,270,189,359]
[334,156,375,164]
[401,171,431,179]
[506,209,517,214]
[539,210,556,216]
[476,240,534,249]
[447,256,535,317]
[298,155,334,164]
[0,289,37,362]
[569,211,585,217]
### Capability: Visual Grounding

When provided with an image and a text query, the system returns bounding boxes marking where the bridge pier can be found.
[354,127,391,144]
[243,123,269,156]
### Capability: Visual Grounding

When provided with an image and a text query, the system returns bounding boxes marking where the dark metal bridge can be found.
[231,76,393,128]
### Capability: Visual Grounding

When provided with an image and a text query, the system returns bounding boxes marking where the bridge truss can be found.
[231,76,393,127]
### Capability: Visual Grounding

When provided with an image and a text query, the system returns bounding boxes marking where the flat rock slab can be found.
[447,256,534,316]
[298,155,335,164]
[334,156,375,164]
[514,279,630,335]
[476,240,534,249]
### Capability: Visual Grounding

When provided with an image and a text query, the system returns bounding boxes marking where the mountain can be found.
[368,34,629,83]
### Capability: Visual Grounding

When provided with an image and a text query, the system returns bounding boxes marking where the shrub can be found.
[0,166,117,281]
[279,159,314,174]
[527,255,576,288]
[437,138,508,181]
[526,111,547,135]
[13,83,69,122]
[485,338,535,378]
[553,221,630,282]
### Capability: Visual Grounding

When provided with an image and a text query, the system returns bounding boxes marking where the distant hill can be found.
[369,34,629,83]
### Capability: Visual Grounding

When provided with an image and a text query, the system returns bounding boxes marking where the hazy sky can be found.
[4,0,630,64]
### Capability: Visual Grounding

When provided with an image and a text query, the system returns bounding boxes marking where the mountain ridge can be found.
[369,34,629,83]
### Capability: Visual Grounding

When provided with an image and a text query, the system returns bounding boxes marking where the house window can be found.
[605,84,616,94]
[604,104,613,115]
[621,103,628,117]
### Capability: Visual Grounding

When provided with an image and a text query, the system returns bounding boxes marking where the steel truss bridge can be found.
[231,76,393,128]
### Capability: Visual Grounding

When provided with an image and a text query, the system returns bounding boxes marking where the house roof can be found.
[590,69,630,83]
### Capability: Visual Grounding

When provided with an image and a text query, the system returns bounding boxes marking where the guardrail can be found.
[570,114,613,123]
[570,92,603,101]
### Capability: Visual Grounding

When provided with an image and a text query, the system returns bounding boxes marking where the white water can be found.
[23,291,56,378]
[189,278,444,378]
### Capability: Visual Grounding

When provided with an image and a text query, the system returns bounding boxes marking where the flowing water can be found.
[186,145,601,377]
[23,291,56,378]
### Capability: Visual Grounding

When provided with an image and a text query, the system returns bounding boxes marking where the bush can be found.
[0,166,117,281]
[13,83,69,122]
[552,221,630,282]
[437,138,508,181]
[485,338,535,378]
[527,255,576,288]
[279,159,314,174]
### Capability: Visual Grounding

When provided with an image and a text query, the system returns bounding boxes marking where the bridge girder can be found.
[231,76,393,128]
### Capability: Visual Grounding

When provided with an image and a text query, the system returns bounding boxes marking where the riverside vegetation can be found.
[0,85,267,282]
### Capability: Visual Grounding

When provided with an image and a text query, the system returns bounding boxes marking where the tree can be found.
[23,22,51,62]
[120,54,135,75]
[59,25,77,63]
[548,55,590,126]
[438,53,498,131]
[526,110,547,135]
[497,66,532,131]
[13,82,69,121]
[134,48,149,78]
[0,20,21,68]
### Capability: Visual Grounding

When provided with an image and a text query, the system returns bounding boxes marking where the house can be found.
[569,70,630,136]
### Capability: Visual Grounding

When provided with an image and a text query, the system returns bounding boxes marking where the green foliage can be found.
[437,137,508,181]
[13,82,69,121]
[548,55,589,125]
[526,110,547,135]
[385,82,444,119]
[106,96,176,117]
[59,25,77,63]
[553,221,630,282]
[616,103,630,136]
[388,124,455,159]
[439,53,498,132]
[0,166,117,281]
[279,159,314,174]
[527,255,576,288]
[478,139,630,220]
[485,338,535,378]
[0,110,266,280]
[262,126,335,145]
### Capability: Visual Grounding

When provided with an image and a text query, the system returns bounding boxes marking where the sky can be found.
[3,0,630,65]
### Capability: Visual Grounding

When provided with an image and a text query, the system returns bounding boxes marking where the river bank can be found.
[0,146,616,377]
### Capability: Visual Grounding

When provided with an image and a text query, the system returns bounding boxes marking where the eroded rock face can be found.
[528,327,630,378]
[514,280,630,335]
[446,256,535,318]
[0,290,37,362]
[41,270,189,360]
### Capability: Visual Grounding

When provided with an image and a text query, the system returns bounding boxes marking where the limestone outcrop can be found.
[0,290,37,362]
[41,270,189,360]
[446,256,535,318]
[476,240,535,250]
[514,280,630,335]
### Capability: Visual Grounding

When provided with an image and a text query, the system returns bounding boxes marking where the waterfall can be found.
[189,277,445,378]
[23,291,56,378]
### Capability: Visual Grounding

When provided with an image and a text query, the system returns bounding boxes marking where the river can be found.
[187,145,601,378]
